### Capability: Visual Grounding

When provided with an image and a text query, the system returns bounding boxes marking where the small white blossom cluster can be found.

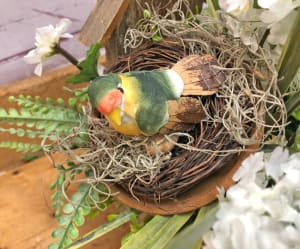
[24,18,73,76]
[203,147,300,249]
[219,0,300,51]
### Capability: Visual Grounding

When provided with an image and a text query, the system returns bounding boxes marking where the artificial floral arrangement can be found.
[1,0,300,249]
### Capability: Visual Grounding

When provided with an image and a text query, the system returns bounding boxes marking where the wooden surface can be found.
[0,152,129,249]
[0,0,96,84]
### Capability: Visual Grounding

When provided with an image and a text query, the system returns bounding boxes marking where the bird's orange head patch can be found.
[97,89,123,115]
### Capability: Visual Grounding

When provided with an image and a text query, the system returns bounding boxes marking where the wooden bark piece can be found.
[80,0,201,66]
[79,0,130,45]
[159,97,204,134]
[172,54,226,95]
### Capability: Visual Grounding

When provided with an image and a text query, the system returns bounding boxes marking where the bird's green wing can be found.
[124,70,180,135]
[88,70,183,135]
[125,70,183,101]
[135,98,169,136]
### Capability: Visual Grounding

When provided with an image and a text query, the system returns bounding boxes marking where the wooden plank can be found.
[79,0,130,45]
[0,152,129,249]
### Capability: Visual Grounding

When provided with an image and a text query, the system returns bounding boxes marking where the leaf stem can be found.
[55,44,81,69]
[206,0,217,18]
[67,209,137,249]
[277,8,300,93]
[259,29,270,47]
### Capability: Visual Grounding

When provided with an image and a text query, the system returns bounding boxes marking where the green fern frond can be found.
[49,182,112,249]
[0,127,68,140]
[9,95,79,112]
[49,183,92,249]
[67,88,89,109]
[50,170,67,217]
[0,107,80,132]
[0,141,41,152]
[0,95,86,153]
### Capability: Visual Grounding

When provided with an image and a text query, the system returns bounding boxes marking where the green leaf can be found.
[293,125,300,152]
[67,210,137,249]
[74,213,85,226]
[68,98,77,107]
[78,183,90,193]
[152,35,162,41]
[49,179,57,190]
[277,8,300,93]
[107,214,119,222]
[147,214,193,249]
[68,224,79,239]
[63,204,75,214]
[291,105,300,121]
[58,216,72,226]
[120,215,170,249]
[52,183,92,248]
[165,204,218,249]
[48,243,59,249]
[143,9,151,19]
[52,229,64,239]
[0,141,41,152]
[71,192,84,203]
[206,0,217,18]
[21,154,39,163]
[67,42,102,84]
[79,206,91,216]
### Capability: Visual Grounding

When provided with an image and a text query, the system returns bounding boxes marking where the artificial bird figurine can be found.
[88,54,225,136]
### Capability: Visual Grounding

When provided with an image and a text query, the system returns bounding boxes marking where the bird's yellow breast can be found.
[106,74,143,136]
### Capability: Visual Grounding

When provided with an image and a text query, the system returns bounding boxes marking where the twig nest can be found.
[54,3,286,214]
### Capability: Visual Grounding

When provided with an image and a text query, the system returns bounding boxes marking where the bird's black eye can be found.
[117,87,124,93]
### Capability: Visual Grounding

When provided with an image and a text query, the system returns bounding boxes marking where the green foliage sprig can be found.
[50,169,67,217]
[0,141,41,152]
[67,43,102,84]
[0,95,83,151]
[49,183,92,249]
[291,106,300,151]
[49,181,112,249]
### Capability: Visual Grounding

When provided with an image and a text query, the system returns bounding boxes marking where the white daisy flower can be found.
[258,0,300,45]
[219,0,251,17]
[203,148,300,249]
[24,18,73,76]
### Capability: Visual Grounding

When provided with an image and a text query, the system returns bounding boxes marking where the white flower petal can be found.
[233,152,264,184]
[219,0,251,17]
[265,147,289,181]
[60,33,73,39]
[267,11,297,45]
[24,18,73,76]
[259,0,300,25]
[35,25,56,46]
[257,0,278,9]
[34,63,43,76]
[24,49,41,64]
[204,149,300,249]
[55,18,72,35]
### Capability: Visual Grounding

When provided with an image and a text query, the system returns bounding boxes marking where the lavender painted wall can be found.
[0,0,96,84]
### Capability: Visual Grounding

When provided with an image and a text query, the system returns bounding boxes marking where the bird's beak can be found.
[97,89,123,115]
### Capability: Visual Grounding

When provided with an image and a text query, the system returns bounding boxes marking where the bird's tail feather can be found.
[171,54,226,96]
